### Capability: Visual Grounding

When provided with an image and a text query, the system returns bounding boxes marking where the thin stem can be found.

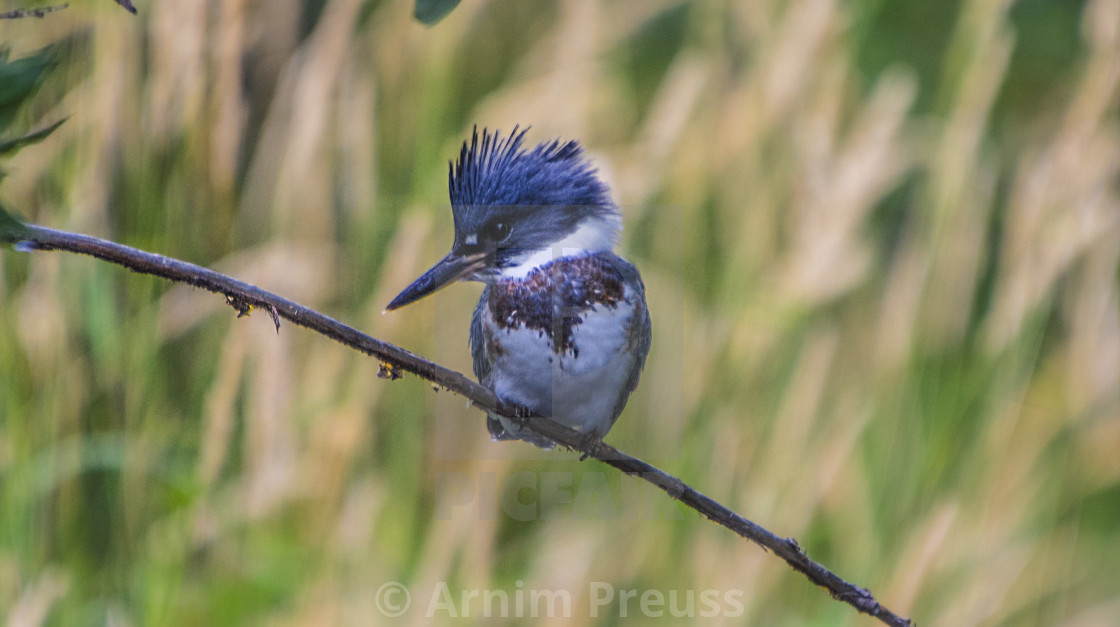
[5,223,912,627]
[0,4,68,19]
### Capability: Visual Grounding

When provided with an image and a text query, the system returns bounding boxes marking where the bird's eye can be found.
[483,221,511,243]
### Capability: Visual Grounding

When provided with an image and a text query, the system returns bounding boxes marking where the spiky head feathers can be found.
[446,127,620,259]
[450,126,613,209]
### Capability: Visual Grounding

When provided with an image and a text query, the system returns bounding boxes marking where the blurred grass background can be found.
[1,0,1119,624]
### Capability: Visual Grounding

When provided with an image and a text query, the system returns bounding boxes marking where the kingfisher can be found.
[386,127,651,448]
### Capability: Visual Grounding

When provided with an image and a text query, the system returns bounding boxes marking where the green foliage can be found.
[0,201,29,240]
[0,47,65,186]
[0,47,62,241]
[0,117,67,157]
[0,47,55,131]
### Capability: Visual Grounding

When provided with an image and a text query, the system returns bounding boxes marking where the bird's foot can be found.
[510,404,535,431]
[577,432,605,461]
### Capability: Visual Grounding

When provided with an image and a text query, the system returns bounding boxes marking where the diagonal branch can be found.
[0,4,69,19]
[3,222,912,627]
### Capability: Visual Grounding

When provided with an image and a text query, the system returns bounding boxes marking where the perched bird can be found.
[386,127,651,448]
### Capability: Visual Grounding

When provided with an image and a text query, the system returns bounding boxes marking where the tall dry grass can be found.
[1,0,1118,624]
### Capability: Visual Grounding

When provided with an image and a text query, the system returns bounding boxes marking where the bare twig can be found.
[0,4,68,19]
[3,223,913,627]
[112,0,137,15]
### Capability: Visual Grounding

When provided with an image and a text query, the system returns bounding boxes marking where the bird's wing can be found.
[472,287,514,440]
[469,287,492,385]
[608,254,652,428]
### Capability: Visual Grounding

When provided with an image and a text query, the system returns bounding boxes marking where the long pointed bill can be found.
[385,252,486,311]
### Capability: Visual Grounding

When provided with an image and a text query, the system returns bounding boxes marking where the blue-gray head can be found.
[386,126,621,310]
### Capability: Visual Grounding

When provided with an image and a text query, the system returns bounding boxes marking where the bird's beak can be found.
[385,251,487,311]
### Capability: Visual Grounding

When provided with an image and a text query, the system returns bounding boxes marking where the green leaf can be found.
[414,0,461,25]
[0,47,56,133]
[0,117,66,157]
[0,202,30,242]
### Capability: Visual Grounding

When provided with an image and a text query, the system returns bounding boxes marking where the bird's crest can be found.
[449,126,614,211]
